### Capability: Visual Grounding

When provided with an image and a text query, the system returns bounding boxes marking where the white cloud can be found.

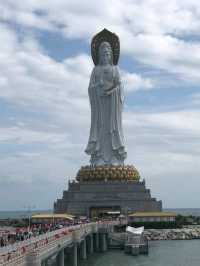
[122,71,154,92]
[0,24,89,114]
[2,0,200,83]
[135,110,200,135]
[0,23,150,115]
[0,1,200,209]
[0,126,68,145]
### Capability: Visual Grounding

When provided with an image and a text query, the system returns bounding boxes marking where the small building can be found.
[31,213,74,224]
[128,212,176,223]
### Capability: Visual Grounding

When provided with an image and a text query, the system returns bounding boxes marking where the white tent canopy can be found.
[126,226,144,235]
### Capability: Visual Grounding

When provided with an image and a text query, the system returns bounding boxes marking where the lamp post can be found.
[24,205,36,232]
[124,207,131,224]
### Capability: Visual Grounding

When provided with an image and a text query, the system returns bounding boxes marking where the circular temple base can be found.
[76,165,140,182]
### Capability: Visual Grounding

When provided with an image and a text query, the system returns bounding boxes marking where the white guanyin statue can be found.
[85,29,127,166]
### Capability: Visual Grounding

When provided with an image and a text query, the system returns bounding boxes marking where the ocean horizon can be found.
[0,209,52,219]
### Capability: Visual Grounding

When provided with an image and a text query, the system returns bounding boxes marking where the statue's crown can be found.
[91,28,120,65]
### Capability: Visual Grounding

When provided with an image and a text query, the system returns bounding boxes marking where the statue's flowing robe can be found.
[85,65,127,165]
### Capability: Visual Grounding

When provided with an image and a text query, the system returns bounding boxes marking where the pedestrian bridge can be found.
[0,221,120,266]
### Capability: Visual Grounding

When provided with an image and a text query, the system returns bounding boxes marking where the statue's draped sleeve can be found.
[85,67,98,154]
[110,66,125,152]
[114,65,124,103]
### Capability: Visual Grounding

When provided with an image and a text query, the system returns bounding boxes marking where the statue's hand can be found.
[98,81,117,96]
[104,84,116,95]
[107,88,116,95]
[100,91,108,97]
[100,87,115,96]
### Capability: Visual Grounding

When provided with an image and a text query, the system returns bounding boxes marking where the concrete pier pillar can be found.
[64,247,71,266]
[124,245,131,254]
[131,245,139,256]
[89,234,94,254]
[80,239,87,260]
[100,233,107,252]
[41,260,48,266]
[25,251,41,266]
[56,249,64,266]
[72,243,78,266]
[95,233,99,252]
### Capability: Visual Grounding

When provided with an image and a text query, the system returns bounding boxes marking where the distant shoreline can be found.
[0,208,200,220]
[164,208,200,216]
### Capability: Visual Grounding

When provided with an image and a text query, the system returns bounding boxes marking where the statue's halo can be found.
[91,28,120,65]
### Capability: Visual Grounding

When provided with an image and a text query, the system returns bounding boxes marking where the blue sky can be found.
[0,0,200,210]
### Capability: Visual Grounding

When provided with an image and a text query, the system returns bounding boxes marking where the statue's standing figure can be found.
[85,36,127,166]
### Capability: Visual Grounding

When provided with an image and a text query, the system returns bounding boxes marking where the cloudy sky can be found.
[0,0,200,210]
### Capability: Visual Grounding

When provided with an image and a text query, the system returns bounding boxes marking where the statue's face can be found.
[99,42,112,65]
[101,47,111,65]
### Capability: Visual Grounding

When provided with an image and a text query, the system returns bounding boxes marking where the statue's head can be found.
[98,41,113,65]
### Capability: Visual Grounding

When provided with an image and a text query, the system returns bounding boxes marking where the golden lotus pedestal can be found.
[76,165,140,182]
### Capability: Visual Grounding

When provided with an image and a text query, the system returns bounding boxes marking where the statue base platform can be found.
[54,165,162,217]
[76,165,140,182]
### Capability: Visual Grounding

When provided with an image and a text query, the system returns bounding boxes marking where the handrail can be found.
[0,221,121,265]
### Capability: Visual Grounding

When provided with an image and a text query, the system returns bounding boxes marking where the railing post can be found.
[80,239,87,260]
[89,234,94,254]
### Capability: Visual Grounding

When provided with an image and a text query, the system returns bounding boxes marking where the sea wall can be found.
[144,226,200,240]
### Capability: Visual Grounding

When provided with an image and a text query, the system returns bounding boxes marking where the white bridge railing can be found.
[0,224,87,265]
[0,221,121,265]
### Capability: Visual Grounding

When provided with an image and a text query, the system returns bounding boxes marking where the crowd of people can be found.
[0,225,47,247]
[0,215,124,248]
[0,218,91,248]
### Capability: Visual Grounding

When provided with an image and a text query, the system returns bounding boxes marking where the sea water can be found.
[80,240,200,266]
